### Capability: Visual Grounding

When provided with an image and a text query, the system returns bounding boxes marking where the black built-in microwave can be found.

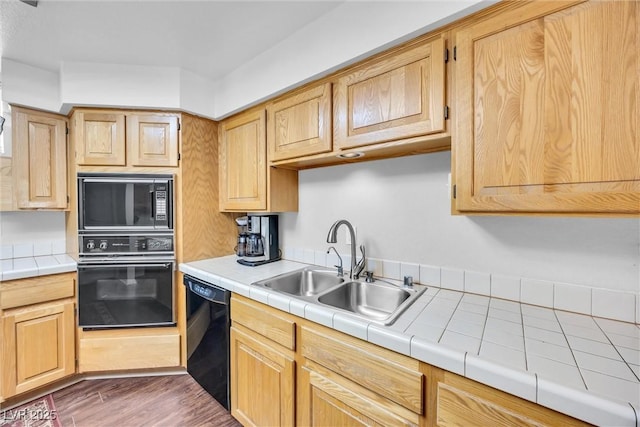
[78,173,173,231]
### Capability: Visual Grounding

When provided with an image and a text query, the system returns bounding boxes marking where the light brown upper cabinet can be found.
[267,82,332,161]
[12,106,68,210]
[219,109,268,211]
[73,110,179,167]
[219,109,298,212]
[127,114,179,167]
[74,111,126,165]
[334,36,446,150]
[453,0,640,214]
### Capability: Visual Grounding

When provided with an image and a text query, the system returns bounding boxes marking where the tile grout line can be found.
[553,310,588,390]
[592,318,640,383]
[520,304,528,372]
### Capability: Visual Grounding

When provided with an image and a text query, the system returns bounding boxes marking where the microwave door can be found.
[81,178,157,230]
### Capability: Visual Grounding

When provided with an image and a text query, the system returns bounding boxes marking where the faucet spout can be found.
[326,219,357,279]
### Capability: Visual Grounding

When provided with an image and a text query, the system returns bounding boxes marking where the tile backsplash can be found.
[1,239,67,260]
[283,246,639,324]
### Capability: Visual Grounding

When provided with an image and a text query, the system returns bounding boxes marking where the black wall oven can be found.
[78,260,174,329]
[77,173,176,330]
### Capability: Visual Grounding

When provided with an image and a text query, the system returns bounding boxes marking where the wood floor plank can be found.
[52,374,241,427]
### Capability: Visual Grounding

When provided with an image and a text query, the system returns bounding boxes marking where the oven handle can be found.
[78,263,174,269]
[81,178,156,184]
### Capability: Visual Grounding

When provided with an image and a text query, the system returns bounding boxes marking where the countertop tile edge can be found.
[537,376,637,427]
[465,353,536,402]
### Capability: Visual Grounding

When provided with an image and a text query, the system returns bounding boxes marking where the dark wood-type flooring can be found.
[52,374,241,427]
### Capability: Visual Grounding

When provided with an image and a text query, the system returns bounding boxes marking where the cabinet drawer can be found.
[78,328,180,372]
[436,372,590,427]
[231,296,295,350]
[1,273,75,310]
[301,325,423,414]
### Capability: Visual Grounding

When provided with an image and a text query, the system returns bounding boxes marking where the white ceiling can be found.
[0,0,344,80]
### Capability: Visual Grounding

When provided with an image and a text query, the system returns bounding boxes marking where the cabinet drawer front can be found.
[301,326,423,414]
[436,373,590,427]
[78,329,180,372]
[231,297,295,350]
[1,273,75,309]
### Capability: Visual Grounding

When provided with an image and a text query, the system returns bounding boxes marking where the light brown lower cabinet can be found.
[230,325,295,427]
[0,273,76,401]
[230,294,590,427]
[1,300,75,398]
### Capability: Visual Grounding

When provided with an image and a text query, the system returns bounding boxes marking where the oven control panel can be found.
[80,234,174,256]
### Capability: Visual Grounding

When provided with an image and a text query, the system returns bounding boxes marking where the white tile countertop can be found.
[0,254,77,281]
[181,255,640,427]
[0,240,77,281]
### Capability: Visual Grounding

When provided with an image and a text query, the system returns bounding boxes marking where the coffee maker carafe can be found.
[237,214,280,266]
[235,216,248,257]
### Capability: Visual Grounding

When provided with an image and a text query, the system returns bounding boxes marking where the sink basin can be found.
[252,267,427,325]
[318,281,419,323]
[253,267,344,297]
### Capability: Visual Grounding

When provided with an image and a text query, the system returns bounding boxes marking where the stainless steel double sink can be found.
[251,267,427,325]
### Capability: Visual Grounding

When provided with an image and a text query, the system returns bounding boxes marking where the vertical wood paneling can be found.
[178,113,237,262]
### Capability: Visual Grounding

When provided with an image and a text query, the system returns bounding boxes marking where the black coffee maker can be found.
[237,214,280,266]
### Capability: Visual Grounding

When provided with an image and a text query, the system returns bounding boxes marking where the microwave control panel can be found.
[155,184,167,221]
[80,234,174,256]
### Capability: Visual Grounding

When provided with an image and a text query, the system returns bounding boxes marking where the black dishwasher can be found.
[184,275,230,410]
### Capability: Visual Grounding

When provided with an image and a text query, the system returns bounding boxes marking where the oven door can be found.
[78,176,172,231]
[78,261,175,329]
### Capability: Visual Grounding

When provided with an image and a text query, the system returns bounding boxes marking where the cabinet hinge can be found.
[66,126,69,135]
[178,153,181,161]
[444,48,449,63]
[67,195,70,204]
[177,121,181,131]
[453,184,457,199]
[444,106,450,120]
[453,46,457,61]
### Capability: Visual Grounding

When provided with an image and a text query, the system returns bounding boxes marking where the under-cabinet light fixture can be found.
[337,152,364,159]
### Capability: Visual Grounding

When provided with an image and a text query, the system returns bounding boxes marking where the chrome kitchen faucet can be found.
[326,219,366,279]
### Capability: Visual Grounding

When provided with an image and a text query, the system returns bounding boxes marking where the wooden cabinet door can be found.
[2,300,75,398]
[74,111,126,165]
[334,36,446,150]
[268,82,332,161]
[454,0,640,214]
[127,114,180,167]
[12,107,68,209]
[219,110,267,211]
[230,326,295,427]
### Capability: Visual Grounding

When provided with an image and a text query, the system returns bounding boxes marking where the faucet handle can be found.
[364,271,374,283]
